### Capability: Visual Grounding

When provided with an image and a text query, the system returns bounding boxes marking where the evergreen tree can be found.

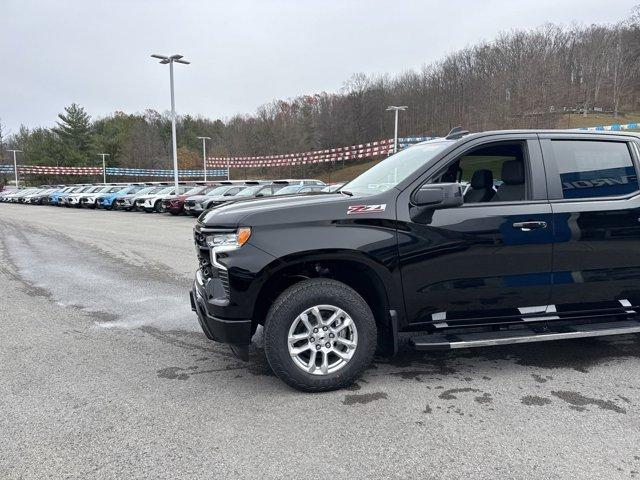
[53,103,94,165]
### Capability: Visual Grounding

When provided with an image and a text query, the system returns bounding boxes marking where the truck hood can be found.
[200,193,349,226]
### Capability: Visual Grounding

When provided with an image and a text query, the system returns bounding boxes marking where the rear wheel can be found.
[264,278,377,392]
[155,200,164,213]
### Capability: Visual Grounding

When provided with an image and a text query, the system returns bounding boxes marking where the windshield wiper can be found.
[339,190,354,196]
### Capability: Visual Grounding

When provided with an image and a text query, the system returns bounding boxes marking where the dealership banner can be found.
[19,165,103,175]
[105,167,228,178]
[206,138,396,168]
[578,122,639,132]
[0,165,228,178]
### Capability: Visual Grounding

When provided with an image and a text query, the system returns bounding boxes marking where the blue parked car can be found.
[97,185,144,210]
[49,185,86,206]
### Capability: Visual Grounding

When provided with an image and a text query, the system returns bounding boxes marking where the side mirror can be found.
[413,183,463,209]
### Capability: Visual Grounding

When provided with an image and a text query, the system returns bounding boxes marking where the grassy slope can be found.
[555,112,640,129]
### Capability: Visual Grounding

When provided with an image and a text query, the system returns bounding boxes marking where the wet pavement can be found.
[1,204,640,479]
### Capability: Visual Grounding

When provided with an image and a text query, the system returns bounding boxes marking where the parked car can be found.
[202,183,287,212]
[74,185,114,208]
[183,183,250,216]
[65,185,105,207]
[24,187,59,204]
[1,188,34,203]
[134,185,193,213]
[50,185,86,206]
[95,185,143,210]
[321,182,345,193]
[14,188,42,204]
[161,184,219,215]
[276,179,326,188]
[0,189,15,202]
[113,185,164,211]
[273,184,325,196]
[14,188,42,203]
[42,186,71,205]
[191,128,640,391]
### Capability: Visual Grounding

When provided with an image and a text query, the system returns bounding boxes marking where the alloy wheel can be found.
[287,305,358,375]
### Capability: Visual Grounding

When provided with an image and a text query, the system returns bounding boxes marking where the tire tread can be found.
[264,278,377,392]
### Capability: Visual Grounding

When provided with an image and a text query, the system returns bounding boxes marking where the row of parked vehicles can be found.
[0,179,345,216]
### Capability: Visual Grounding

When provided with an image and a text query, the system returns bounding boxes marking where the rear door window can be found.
[551,140,638,199]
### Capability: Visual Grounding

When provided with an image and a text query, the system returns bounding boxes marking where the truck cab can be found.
[191,129,640,391]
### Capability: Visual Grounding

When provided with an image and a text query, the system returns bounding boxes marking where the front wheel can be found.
[264,278,377,392]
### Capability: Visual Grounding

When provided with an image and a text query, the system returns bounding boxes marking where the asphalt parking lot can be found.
[1,204,640,479]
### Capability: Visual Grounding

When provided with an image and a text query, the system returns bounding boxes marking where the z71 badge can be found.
[347,204,387,214]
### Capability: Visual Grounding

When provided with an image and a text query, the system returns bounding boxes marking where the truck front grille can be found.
[217,268,230,298]
[194,225,236,301]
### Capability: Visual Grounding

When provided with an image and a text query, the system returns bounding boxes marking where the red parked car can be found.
[162,184,220,215]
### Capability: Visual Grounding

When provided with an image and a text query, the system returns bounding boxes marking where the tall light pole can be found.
[98,153,109,183]
[197,136,211,182]
[151,53,190,191]
[8,149,21,188]
[386,106,408,153]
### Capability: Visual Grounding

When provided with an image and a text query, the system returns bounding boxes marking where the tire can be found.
[264,278,377,392]
[154,200,164,213]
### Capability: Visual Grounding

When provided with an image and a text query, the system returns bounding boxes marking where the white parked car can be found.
[134,185,192,213]
[65,185,106,207]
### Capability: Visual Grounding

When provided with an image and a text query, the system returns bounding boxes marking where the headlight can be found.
[205,227,251,250]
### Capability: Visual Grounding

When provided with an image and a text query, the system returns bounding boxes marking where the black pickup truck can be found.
[191,128,640,391]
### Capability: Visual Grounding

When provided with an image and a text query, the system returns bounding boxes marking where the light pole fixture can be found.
[98,153,110,183]
[151,53,190,191]
[386,106,408,153]
[7,149,22,188]
[196,136,211,182]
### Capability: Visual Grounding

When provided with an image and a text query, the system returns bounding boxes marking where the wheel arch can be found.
[252,250,398,352]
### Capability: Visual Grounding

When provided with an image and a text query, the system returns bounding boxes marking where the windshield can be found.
[206,186,233,196]
[275,185,300,195]
[235,185,262,197]
[156,187,174,195]
[184,186,204,195]
[341,140,454,196]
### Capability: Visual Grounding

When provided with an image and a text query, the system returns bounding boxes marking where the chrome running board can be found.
[411,320,640,351]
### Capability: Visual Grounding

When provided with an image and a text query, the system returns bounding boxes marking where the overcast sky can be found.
[1,0,637,134]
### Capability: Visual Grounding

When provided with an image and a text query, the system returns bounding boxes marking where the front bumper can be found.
[190,276,252,345]
[115,199,133,210]
[184,203,202,215]
[164,201,184,213]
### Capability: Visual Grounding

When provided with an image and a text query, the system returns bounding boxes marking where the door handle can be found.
[512,221,547,232]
